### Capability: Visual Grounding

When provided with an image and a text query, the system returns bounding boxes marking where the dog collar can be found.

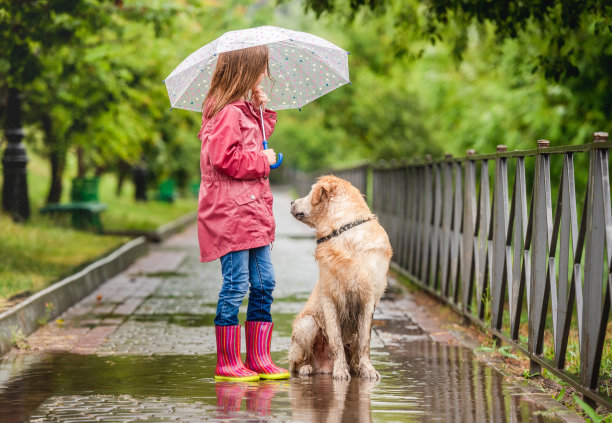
[316,218,372,245]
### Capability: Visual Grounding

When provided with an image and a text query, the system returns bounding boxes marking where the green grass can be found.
[99,172,197,232]
[0,212,129,303]
[0,150,197,303]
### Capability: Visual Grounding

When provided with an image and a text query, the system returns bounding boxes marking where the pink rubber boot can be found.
[244,321,290,380]
[215,325,259,382]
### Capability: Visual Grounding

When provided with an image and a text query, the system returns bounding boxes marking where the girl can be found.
[198,45,289,381]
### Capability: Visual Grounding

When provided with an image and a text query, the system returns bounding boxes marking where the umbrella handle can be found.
[263,139,283,169]
[259,105,283,169]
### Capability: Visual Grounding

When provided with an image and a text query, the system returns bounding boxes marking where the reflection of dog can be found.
[289,375,378,423]
[289,175,392,380]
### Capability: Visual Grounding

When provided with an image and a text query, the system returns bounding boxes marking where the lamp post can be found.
[2,88,30,221]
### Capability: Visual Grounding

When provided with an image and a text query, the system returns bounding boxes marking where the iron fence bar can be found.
[491,146,509,331]
[451,160,463,303]
[408,166,418,273]
[421,164,433,283]
[552,153,576,368]
[476,160,491,319]
[441,159,454,297]
[430,164,442,290]
[461,153,477,313]
[528,141,553,371]
[509,157,528,340]
[581,135,611,389]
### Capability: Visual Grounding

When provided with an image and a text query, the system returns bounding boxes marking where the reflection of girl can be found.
[198,45,289,381]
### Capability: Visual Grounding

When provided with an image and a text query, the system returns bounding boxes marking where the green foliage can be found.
[1,1,272,204]
[37,301,55,326]
[556,387,566,402]
[522,369,541,379]
[9,326,29,350]
[2,0,610,195]
[275,0,610,170]
[572,394,604,422]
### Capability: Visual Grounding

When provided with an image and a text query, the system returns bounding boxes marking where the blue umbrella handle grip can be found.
[271,153,283,169]
[263,140,283,169]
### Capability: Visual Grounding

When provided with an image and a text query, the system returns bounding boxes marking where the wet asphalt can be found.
[0,187,581,422]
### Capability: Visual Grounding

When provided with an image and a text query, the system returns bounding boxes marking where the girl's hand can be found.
[252,85,269,110]
[263,148,277,165]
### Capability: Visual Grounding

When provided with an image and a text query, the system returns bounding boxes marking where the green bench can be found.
[40,177,107,232]
[158,178,176,203]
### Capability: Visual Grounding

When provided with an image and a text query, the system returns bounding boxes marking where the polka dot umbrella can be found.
[164,25,350,112]
[163,26,350,168]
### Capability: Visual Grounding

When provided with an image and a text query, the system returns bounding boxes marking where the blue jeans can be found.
[215,245,276,326]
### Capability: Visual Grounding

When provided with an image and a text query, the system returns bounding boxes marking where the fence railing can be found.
[296,132,612,408]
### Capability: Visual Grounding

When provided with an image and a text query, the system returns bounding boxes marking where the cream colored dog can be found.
[289,175,392,380]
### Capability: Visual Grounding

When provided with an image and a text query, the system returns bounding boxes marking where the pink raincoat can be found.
[197,100,277,262]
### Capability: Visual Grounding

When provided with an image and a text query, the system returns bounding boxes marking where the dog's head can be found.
[290,175,367,229]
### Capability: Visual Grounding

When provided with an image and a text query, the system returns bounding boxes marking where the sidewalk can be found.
[0,187,582,422]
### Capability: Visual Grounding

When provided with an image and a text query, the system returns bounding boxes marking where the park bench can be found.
[40,177,107,232]
[158,178,176,203]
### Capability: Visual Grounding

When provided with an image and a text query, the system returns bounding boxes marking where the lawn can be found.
[0,150,197,305]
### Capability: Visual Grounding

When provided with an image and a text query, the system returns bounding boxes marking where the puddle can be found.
[0,343,567,422]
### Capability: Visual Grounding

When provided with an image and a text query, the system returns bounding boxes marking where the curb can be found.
[104,211,196,243]
[0,237,149,356]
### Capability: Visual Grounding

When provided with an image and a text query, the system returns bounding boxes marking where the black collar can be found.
[316,218,372,244]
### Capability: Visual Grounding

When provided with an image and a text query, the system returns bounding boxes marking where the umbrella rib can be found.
[270,55,299,109]
[167,56,217,108]
[277,39,348,82]
[274,40,349,108]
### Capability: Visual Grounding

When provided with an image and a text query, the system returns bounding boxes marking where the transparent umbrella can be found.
[164,25,350,168]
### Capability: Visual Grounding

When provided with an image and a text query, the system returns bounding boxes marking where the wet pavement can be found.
[0,187,581,422]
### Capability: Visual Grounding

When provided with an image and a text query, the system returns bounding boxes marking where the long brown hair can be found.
[202,45,271,119]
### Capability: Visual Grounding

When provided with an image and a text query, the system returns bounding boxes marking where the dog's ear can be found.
[311,180,333,206]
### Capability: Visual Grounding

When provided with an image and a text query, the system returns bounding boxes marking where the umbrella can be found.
[164,26,350,168]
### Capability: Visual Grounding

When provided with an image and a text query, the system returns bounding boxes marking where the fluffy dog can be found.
[288,175,392,380]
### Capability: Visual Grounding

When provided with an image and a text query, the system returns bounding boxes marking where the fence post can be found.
[528,139,553,374]
[580,132,611,396]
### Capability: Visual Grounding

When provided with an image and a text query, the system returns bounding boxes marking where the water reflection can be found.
[0,345,568,422]
[215,381,288,419]
[289,377,377,423]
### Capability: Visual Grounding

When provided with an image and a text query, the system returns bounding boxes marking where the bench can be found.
[158,178,176,203]
[40,177,107,232]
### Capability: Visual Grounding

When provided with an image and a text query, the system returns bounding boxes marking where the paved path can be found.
[0,187,582,422]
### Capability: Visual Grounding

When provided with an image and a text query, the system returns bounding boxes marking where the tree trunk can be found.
[42,114,66,205]
[95,165,105,177]
[116,160,130,197]
[76,145,86,177]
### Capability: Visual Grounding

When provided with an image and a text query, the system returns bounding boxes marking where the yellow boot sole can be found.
[258,371,290,380]
[215,374,260,382]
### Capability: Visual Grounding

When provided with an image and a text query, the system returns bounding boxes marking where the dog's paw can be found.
[333,362,351,380]
[298,365,313,377]
[357,362,380,380]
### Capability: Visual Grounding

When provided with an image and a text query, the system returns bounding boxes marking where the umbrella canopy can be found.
[164,26,350,112]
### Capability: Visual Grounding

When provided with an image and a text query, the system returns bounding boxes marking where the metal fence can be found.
[323,132,612,408]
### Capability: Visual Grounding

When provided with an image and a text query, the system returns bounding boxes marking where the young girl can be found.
[198,45,289,381]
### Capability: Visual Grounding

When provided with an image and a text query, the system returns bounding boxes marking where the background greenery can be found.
[2,0,609,190]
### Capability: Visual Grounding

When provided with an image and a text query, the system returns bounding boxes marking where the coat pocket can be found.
[234,180,265,205]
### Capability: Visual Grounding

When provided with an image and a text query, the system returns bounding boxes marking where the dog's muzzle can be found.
[290,201,306,220]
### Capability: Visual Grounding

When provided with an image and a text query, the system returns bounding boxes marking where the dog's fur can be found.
[288,175,392,380]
